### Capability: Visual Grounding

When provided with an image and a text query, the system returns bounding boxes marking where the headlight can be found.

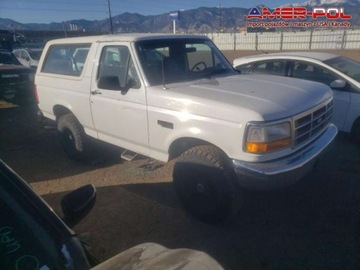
[245,122,292,153]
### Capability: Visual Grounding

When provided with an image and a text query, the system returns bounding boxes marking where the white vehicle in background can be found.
[234,52,360,141]
[13,48,43,69]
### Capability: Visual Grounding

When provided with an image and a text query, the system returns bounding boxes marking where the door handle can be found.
[91,89,102,95]
[157,120,173,129]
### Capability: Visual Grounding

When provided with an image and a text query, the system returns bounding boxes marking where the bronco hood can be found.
[147,74,333,122]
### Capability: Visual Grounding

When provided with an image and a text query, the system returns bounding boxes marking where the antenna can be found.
[161,56,167,90]
[218,4,222,33]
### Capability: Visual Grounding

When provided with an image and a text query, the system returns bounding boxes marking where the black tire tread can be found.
[57,113,87,160]
[174,145,242,223]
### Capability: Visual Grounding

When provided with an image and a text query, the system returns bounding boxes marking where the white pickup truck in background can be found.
[35,34,337,223]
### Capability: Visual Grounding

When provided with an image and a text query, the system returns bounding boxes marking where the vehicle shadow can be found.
[0,102,134,182]
[4,100,360,269]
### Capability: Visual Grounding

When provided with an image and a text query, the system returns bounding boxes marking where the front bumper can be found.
[232,124,338,190]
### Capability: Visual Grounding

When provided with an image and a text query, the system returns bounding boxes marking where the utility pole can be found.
[218,4,222,33]
[62,23,67,37]
[173,20,176,34]
[170,11,179,34]
[107,0,114,34]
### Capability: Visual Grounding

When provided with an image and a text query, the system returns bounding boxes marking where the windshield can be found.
[135,38,235,85]
[324,56,360,82]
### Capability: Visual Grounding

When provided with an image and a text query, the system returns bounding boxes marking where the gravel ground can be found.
[1,50,360,269]
[1,102,360,270]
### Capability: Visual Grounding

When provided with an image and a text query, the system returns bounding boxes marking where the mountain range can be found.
[288,0,360,6]
[1,0,360,33]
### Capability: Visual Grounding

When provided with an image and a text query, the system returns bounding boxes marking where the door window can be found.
[291,61,338,86]
[42,44,90,76]
[249,60,286,76]
[97,46,140,90]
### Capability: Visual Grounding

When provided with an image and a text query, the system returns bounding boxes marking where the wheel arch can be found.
[172,143,242,223]
[168,137,227,160]
[53,105,73,121]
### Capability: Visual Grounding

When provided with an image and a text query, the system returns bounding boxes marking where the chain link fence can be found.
[206,29,360,51]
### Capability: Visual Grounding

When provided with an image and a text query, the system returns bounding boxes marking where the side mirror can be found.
[126,77,140,89]
[98,75,121,90]
[61,184,96,226]
[26,57,30,62]
[234,65,242,73]
[185,47,197,53]
[330,79,346,89]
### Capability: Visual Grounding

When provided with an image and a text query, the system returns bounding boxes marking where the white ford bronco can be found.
[35,34,337,223]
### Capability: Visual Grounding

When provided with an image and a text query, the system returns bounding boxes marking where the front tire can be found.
[57,113,88,161]
[173,145,242,223]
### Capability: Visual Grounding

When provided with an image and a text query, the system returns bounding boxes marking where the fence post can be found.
[280,31,283,51]
[309,29,313,50]
[341,30,347,49]
[255,33,258,51]
[234,33,236,50]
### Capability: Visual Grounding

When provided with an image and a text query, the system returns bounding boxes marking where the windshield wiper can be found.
[206,68,233,78]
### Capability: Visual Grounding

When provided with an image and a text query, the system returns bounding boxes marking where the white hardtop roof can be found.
[45,33,209,45]
[240,51,338,62]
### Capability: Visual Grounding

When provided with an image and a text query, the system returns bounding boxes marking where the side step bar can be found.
[121,150,138,161]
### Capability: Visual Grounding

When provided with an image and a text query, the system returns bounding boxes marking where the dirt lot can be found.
[1,50,360,269]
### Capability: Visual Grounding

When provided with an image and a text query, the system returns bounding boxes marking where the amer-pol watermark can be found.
[246,6,352,28]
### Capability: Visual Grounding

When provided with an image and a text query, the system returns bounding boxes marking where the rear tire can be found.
[173,145,242,223]
[57,113,88,161]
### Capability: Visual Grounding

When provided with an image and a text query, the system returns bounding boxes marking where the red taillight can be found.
[34,84,39,104]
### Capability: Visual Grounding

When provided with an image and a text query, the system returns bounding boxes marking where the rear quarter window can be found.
[41,44,91,76]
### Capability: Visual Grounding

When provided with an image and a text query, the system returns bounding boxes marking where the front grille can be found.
[294,100,333,146]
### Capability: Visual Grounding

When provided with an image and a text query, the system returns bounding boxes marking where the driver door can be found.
[90,43,149,156]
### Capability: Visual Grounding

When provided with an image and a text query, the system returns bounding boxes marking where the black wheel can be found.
[173,145,242,223]
[57,113,87,160]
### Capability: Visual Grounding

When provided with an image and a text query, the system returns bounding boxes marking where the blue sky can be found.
[0,0,301,24]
